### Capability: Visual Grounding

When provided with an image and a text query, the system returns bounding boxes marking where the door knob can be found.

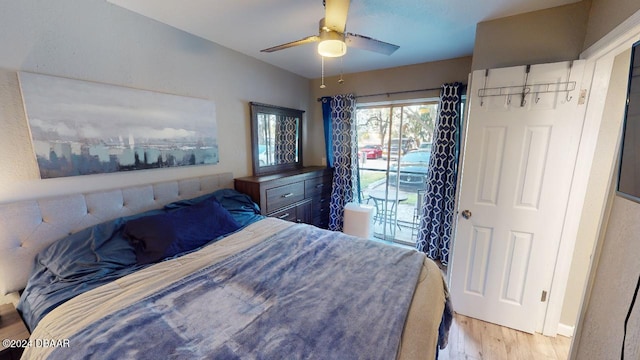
[461,210,472,219]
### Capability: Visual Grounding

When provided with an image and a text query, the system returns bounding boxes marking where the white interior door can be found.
[450,61,586,333]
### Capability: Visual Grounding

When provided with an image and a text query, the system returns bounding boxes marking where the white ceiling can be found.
[107,0,582,79]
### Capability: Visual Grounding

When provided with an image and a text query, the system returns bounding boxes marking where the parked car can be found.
[419,143,433,151]
[359,144,383,159]
[382,138,417,160]
[388,149,431,190]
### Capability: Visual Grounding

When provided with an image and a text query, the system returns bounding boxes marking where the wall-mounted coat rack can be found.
[478,62,576,107]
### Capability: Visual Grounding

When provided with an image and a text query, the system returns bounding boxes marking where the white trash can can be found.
[343,202,375,239]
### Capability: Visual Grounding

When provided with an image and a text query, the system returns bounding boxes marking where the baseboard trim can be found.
[558,323,575,338]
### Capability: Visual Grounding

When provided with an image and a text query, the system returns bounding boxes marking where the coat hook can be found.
[565,61,574,102]
[566,92,573,102]
[480,69,489,107]
[521,65,531,107]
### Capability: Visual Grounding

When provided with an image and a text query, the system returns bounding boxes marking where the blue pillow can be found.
[123,215,176,265]
[164,189,262,228]
[124,198,241,264]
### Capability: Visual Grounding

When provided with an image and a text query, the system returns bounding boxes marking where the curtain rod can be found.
[316,86,453,102]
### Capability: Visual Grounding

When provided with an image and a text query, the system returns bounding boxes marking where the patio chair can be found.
[412,189,425,239]
[360,190,371,204]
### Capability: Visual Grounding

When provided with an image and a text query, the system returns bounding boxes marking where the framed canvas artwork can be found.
[19,72,218,179]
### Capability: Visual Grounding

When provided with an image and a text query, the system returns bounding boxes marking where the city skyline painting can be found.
[19,72,218,179]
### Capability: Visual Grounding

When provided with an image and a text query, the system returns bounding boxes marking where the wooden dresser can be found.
[234,167,333,229]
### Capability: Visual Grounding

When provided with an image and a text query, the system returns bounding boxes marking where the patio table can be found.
[368,189,408,234]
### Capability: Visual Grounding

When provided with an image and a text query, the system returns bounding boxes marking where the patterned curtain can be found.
[321,98,334,168]
[324,94,359,231]
[416,83,463,266]
[274,116,298,164]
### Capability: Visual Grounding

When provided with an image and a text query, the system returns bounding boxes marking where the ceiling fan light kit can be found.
[260,0,399,58]
[260,0,399,89]
[317,36,347,57]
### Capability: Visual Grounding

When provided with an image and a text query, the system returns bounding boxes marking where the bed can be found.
[0,173,451,359]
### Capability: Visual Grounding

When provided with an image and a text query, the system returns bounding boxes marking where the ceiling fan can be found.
[260,0,399,58]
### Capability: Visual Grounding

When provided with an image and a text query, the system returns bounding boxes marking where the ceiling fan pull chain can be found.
[320,56,327,89]
[339,56,345,84]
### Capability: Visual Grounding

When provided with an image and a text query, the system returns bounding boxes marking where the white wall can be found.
[0,0,309,203]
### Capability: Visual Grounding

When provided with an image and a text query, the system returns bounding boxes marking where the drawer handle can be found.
[278,213,290,219]
[282,193,294,198]
[315,184,324,188]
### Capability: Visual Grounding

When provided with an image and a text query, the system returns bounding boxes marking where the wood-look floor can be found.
[438,314,571,360]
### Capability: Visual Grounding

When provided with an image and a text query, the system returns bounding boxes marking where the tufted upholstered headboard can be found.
[0,173,234,295]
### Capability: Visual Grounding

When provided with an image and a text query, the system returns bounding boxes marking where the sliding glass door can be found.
[356,101,437,245]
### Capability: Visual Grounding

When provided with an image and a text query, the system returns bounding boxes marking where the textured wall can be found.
[0,0,309,203]
[472,1,591,71]
[574,196,640,359]
[584,0,640,49]
[0,70,39,182]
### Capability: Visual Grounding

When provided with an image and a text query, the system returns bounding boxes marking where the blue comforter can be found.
[47,223,425,360]
[17,189,263,332]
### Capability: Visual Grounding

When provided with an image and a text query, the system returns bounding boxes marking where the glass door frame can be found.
[356,99,439,245]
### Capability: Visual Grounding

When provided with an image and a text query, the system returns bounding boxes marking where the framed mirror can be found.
[250,102,304,176]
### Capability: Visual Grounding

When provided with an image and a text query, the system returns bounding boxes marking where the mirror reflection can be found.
[256,113,299,167]
[250,102,303,176]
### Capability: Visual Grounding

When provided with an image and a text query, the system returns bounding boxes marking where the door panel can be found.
[465,226,492,296]
[450,61,586,333]
[516,126,551,209]
[477,126,506,205]
[501,231,532,304]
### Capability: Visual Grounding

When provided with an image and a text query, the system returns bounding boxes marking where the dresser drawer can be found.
[312,195,331,219]
[313,215,330,229]
[305,176,332,198]
[235,167,332,229]
[270,206,298,222]
[265,182,305,214]
[270,200,312,223]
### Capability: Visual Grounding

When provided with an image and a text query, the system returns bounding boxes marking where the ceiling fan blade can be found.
[260,36,319,53]
[324,0,350,33]
[345,33,399,55]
